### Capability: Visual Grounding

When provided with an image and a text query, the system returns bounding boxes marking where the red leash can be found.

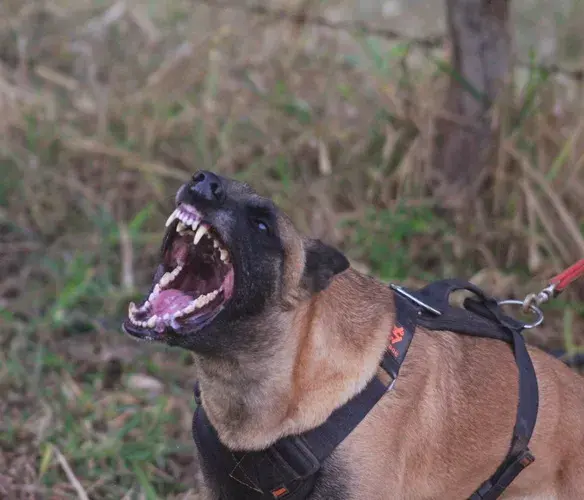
[549,258,584,293]
[522,258,584,313]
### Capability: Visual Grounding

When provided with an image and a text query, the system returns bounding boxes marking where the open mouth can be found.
[125,204,234,337]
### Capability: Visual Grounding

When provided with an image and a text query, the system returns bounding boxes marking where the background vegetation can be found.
[1,0,584,498]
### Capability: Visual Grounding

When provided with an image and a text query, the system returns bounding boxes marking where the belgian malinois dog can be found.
[123,171,584,499]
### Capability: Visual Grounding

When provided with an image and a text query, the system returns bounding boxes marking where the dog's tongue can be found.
[152,290,192,316]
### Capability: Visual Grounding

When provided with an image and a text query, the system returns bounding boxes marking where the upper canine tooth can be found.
[219,248,229,262]
[190,219,200,232]
[165,209,179,227]
[194,225,207,245]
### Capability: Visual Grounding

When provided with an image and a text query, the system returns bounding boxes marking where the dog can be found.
[123,170,584,499]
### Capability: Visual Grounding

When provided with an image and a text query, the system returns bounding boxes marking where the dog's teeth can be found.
[213,239,219,249]
[147,315,157,328]
[194,225,207,245]
[185,302,198,314]
[191,219,200,233]
[165,209,179,227]
[219,248,229,262]
[129,301,138,315]
[174,289,220,318]
[201,290,217,306]
[159,269,179,287]
[177,221,186,233]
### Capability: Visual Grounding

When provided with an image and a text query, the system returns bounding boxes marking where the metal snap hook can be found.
[498,299,544,329]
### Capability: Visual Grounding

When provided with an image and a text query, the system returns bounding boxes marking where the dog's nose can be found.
[189,171,225,204]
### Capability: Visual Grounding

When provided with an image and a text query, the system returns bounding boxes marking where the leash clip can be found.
[521,283,557,313]
[521,258,584,315]
[390,284,442,316]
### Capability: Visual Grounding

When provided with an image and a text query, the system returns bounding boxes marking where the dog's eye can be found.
[251,217,271,235]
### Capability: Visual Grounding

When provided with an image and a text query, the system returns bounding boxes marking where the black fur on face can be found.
[122,171,349,355]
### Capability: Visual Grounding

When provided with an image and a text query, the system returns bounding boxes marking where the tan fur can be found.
[192,207,584,499]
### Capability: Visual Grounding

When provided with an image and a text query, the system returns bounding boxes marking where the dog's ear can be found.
[302,239,350,293]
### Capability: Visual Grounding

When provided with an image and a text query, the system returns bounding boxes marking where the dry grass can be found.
[1,0,584,498]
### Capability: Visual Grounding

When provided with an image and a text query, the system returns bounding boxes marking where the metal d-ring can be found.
[498,299,544,329]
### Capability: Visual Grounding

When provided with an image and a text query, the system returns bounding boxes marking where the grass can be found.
[1,0,584,498]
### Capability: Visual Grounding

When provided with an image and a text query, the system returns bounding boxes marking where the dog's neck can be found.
[194,268,398,451]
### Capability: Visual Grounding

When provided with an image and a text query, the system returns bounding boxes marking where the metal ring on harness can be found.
[497,299,544,330]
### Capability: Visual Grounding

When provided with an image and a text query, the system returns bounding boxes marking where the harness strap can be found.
[193,357,396,499]
[394,279,539,500]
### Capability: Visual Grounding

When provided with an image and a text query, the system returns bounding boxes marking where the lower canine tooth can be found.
[129,302,137,315]
[194,225,207,245]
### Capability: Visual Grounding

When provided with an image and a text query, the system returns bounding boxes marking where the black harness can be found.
[192,279,539,500]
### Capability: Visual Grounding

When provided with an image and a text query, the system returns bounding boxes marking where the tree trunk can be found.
[434,0,511,205]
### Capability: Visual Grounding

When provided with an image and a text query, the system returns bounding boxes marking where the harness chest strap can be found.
[192,279,539,500]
